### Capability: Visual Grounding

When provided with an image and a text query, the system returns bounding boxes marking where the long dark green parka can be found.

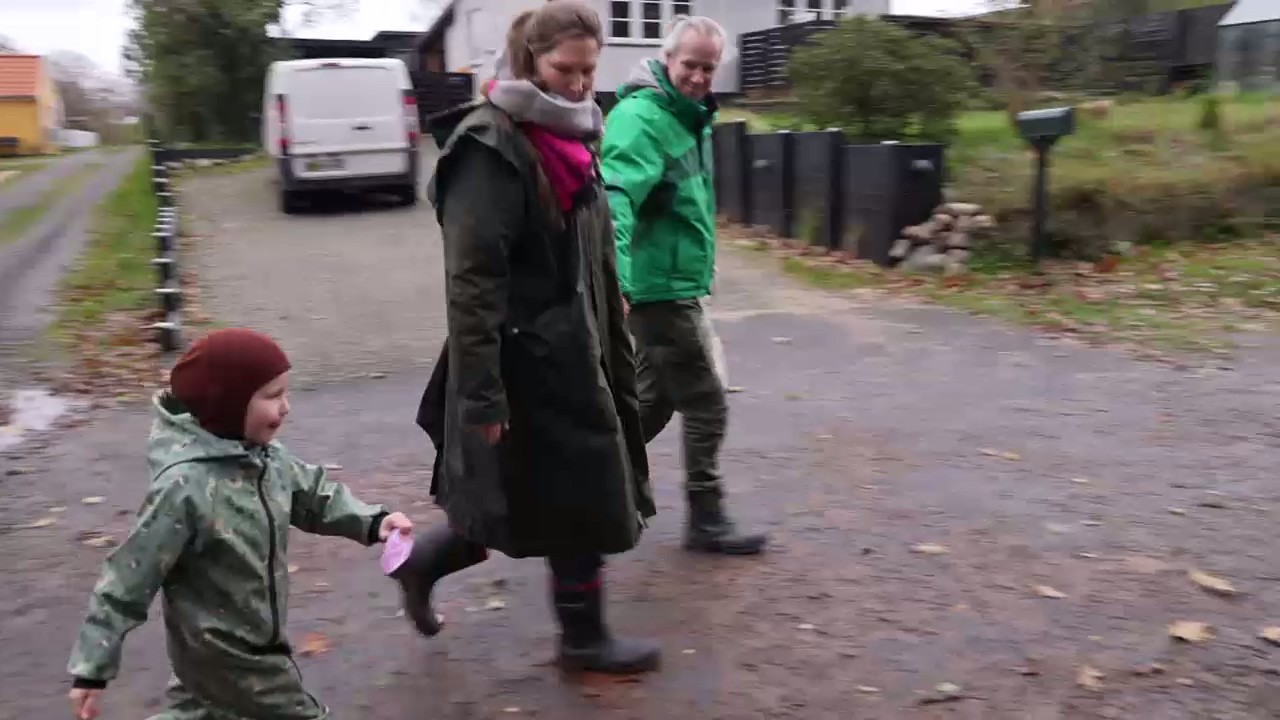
[417,102,655,559]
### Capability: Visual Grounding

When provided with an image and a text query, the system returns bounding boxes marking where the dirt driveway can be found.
[4,155,1280,719]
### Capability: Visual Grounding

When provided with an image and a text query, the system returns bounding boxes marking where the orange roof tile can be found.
[0,55,41,98]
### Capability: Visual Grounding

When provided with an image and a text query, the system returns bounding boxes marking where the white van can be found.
[262,57,420,214]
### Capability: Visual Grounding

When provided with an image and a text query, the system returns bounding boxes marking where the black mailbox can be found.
[1016,107,1076,144]
[1015,107,1076,264]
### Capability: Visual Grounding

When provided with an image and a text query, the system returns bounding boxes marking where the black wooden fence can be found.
[145,139,182,352]
[413,72,476,122]
[713,121,944,266]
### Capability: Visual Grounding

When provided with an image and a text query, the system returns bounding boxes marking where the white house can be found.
[427,0,890,94]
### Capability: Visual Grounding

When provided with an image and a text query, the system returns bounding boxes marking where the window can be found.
[610,1,632,39]
[807,0,823,20]
[642,0,662,39]
[833,0,848,16]
[609,1,695,42]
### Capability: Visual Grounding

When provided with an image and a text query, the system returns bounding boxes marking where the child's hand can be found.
[378,512,413,541]
[69,687,102,719]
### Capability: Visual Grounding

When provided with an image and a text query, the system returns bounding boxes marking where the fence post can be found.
[779,130,795,239]
[825,128,845,250]
[734,121,752,226]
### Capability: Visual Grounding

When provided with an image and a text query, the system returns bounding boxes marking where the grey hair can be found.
[661,15,730,58]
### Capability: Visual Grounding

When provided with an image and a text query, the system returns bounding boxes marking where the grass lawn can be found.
[0,161,102,245]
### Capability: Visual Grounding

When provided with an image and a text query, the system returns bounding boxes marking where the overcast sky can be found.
[0,0,989,77]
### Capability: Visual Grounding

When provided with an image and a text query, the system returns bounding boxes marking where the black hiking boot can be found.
[554,579,661,674]
[394,524,488,637]
[684,488,769,555]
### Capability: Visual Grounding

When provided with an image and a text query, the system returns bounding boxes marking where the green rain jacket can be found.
[67,392,387,699]
[601,58,719,304]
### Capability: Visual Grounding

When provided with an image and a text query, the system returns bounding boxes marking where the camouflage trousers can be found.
[146,659,328,720]
[628,297,727,494]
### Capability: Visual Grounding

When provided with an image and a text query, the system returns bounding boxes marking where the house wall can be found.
[36,60,63,153]
[0,100,42,155]
[439,0,888,93]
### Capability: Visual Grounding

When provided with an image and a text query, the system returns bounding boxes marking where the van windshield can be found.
[290,66,401,120]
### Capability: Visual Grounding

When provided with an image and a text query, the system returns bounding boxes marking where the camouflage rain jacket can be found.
[68,391,387,690]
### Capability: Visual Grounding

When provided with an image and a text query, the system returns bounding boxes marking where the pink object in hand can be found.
[381,531,413,576]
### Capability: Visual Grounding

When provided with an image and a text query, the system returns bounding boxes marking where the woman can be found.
[400,2,661,675]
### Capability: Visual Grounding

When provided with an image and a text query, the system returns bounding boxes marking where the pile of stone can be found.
[891,202,996,275]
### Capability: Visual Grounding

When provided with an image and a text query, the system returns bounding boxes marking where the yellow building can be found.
[0,55,64,156]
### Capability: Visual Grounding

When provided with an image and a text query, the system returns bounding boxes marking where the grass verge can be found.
[0,162,102,245]
[53,154,157,334]
[731,232,1280,359]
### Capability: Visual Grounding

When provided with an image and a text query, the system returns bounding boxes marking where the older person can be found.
[601,16,768,556]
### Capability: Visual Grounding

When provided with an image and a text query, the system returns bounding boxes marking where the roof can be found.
[419,1,457,51]
[1219,0,1279,27]
[0,54,41,98]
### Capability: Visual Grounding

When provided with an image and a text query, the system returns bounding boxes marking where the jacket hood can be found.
[149,391,253,474]
[615,58,717,131]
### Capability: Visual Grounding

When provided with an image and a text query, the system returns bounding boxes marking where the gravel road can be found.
[4,154,1280,718]
[0,148,141,381]
[182,150,446,386]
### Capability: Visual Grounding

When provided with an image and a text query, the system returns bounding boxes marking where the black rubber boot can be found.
[684,488,769,555]
[554,578,661,674]
[393,524,488,637]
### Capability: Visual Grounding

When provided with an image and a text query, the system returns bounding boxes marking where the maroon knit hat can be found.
[169,328,292,439]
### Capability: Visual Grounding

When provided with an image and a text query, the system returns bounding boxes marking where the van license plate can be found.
[306,157,344,172]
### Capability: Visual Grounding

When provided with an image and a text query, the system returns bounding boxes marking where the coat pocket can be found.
[507,304,619,433]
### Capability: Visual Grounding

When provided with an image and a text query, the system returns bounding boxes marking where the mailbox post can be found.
[1015,107,1076,264]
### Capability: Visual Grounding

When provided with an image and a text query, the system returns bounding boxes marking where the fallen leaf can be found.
[1188,570,1238,597]
[1034,585,1068,599]
[1080,520,1103,527]
[322,464,343,471]
[485,598,507,610]
[287,564,300,574]
[856,685,880,693]
[27,517,57,528]
[980,448,1022,461]
[935,682,962,694]
[682,648,697,654]
[1260,627,1280,645]
[1070,477,1091,485]
[911,543,951,555]
[1077,665,1104,691]
[1077,552,1099,559]
[797,623,817,631]
[81,496,105,505]
[1175,677,1195,687]
[299,632,331,656]
[725,386,746,394]
[771,337,793,345]
[1167,507,1187,516]
[82,534,116,548]
[503,708,522,714]
[49,506,66,514]
[1169,620,1213,643]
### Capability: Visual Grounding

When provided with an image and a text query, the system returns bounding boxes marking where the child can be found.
[65,328,413,720]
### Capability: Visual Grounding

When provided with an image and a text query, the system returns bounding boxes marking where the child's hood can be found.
[148,390,255,473]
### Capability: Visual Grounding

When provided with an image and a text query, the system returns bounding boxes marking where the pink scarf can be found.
[521,123,594,212]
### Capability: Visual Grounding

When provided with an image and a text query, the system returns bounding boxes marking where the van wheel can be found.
[398,185,418,207]
[280,189,302,215]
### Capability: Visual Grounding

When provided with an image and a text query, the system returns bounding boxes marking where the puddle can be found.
[0,388,83,452]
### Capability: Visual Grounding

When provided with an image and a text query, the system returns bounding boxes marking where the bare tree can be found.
[0,34,22,53]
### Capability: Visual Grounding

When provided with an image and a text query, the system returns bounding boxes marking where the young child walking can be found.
[65,328,413,720]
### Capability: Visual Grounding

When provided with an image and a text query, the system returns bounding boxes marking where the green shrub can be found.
[788,17,977,143]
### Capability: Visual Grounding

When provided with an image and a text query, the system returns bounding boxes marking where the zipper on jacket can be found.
[253,459,282,646]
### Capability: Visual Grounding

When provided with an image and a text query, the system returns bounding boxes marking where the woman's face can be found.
[534,35,599,103]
